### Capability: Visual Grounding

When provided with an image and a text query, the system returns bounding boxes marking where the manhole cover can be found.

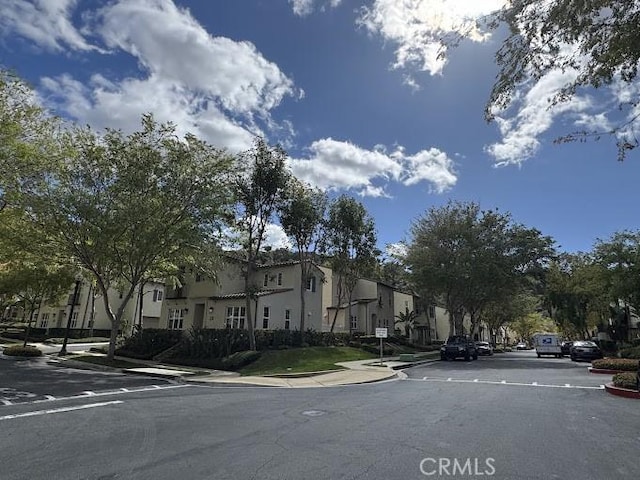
[301,410,326,417]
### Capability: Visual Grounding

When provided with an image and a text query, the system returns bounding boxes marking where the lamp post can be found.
[59,276,82,356]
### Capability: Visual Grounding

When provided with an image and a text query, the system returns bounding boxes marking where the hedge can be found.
[115,329,184,360]
[2,345,43,357]
[620,346,640,359]
[592,358,640,372]
[612,372,638,390]
[168,351,261,371]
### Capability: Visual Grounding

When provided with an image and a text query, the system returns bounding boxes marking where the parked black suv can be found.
[441,336,478,361]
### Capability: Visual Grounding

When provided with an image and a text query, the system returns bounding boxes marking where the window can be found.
[263,274,269,287]
[153,289,164,302]
[262,306,270,329]
[39,313,50,328]
[225,306,246,329]
[284,320,290,330]
[168,308,184,330]
[350,315,357,330]
[195,272,204,282]
[306,276,316,292]
[70,311,79,328]
[428,305,436,318]
[277,272,282,286]
[285,309,290,320]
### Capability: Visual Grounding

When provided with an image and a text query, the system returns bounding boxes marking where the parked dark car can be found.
[560,341,574,356]
[570,341,603,361]
[475,341,494,356]
[441,336,478,361]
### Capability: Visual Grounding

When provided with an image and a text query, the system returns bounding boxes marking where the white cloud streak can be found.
[289,138,457,196]
[23,0,300,152]
[290,0,342,17]
[0,0,99,52]
[357,0,506,75]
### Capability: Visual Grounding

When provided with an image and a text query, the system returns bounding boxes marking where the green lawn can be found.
[239,346,376,376]
[70,355,148,369]
[45,337,110,345]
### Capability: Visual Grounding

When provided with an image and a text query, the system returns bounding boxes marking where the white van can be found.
[533,333,562,358]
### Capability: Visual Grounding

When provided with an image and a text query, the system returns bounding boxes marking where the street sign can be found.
[375,328,388,338]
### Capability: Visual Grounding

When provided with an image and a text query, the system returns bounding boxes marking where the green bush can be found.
[612,372,638,390]
[620,346,640,359]
[592,358,640,371]
[2,345,43,357]
[168,350,261,371]
[116,329,183,360]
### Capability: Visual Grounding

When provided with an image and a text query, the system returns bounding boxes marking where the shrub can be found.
[592,358,640,371]
[2,345,43,357]
[620,346,640,359]
[612,372,638,390]
[116,329,183,360]
[168,350,261,371]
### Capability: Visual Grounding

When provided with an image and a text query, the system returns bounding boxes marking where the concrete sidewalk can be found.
[4,340,439,388]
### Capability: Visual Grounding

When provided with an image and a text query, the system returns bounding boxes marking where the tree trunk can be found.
[107,318,119,360]
[244,261,256,351]
[23,308,36,348]
[299,262,307,334]
[454,309,465,335]
[329,275,345,333]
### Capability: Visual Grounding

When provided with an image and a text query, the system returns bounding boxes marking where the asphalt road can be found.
[1,350,639,480]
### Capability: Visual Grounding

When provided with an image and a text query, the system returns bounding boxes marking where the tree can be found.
[234,138,291,350]
[483,0,640,159]
[321,195,378,333]
[280,179,327,333]
[0,70,61,212]
[9,263,75,346]
[394,308,417,338]
[26,115,234,360]
[406,201,554,337]
[544,254,608,339]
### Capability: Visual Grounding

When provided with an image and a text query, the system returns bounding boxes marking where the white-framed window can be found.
[70,311,79,328]
[285,309,290,321]
[225,306,246,329]
[168,308,184,330]
[263,274,269,287]
[277,272,282,286]
[350,315,357,330]
[262,306,270,329]
[285,320,290,330]
[39,313,50,328]
[153,289,164,302]
[306,276,316,292]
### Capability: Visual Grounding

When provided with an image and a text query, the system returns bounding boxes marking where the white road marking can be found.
[408,378,604,390]
[473,379,479,382]
[0,384,188,407]
[1,399,13,406]
[0,401,123,421]
[120,388,130,392]
[423,376,428,380]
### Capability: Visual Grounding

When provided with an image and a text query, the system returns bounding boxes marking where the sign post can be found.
[375,327,388,366]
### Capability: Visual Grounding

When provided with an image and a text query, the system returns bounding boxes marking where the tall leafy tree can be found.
[0,70,61,212]
[480,0,640,159]
[280,179,327,333]
[234,138,290,350]
[321,195,378,333]
[1,262,75,346]
[406,201,554,337]
[26,115,234,359]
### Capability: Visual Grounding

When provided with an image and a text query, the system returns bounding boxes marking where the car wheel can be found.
[536,353,540,358]
[473,354,478,360]
[465,353,471,361]
[570,354,576,361]
[440,355,446,361]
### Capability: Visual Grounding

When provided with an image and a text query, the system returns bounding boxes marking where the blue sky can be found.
[2,0,639,255]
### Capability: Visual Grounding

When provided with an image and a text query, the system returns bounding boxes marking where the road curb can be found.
[604,382,640,399]
[588,367,629,375]
[390,358,440,370]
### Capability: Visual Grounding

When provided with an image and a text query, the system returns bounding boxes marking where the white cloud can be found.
[385,242,408,259]
[290,0,342,17]
[289,138,457,196]
[30,0,299,151]
[0,0,99,52]
[357,0,506,75]
[263,224,293,250]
